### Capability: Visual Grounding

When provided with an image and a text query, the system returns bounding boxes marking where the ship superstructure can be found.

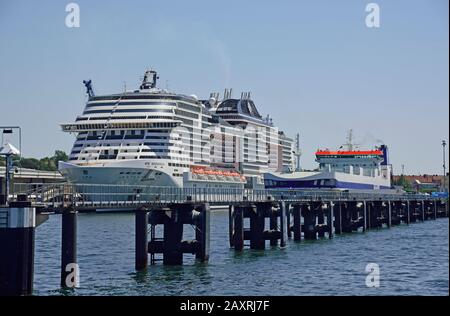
[59,69,294,189]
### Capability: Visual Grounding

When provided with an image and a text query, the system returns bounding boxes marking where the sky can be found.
[0,0,448,175]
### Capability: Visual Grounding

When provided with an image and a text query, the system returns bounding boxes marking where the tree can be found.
[9,150,68,171]
[53,150,68,163]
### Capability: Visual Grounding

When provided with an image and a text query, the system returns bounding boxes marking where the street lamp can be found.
[0,126,22,205]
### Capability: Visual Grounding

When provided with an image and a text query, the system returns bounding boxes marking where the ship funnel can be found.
[380,144,389,165]
[140,69,159,89]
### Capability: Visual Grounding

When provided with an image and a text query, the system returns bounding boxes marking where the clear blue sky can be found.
[0,0,448,174]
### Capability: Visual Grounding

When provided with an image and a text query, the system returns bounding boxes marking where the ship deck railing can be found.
[9,183,443,209]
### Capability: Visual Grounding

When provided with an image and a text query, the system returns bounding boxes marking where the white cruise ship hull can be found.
[59,161,182,187]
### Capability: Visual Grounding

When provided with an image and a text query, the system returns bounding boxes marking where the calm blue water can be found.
[33,211,449,296]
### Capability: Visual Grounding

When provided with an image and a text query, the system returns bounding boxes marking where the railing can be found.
[11,183,440,208]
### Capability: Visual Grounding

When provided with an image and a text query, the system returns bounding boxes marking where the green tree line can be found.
[0,150,68,171]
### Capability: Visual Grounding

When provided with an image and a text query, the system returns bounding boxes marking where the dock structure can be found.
[0,183,448,295]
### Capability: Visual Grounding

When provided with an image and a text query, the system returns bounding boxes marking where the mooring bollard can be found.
[0,199,35,296]
[135,208,148,271]
[61,207,78,288]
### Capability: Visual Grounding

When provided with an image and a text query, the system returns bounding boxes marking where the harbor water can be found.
[34,211,449,296]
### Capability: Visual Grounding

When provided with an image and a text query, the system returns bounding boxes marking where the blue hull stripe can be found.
[265,180,390,190]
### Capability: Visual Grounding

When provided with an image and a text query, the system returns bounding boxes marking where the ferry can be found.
[59,69,295,190]
[264,132,393,191]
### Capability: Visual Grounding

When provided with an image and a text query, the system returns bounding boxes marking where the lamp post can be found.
[443,140,447,196]
[1,126,22,204]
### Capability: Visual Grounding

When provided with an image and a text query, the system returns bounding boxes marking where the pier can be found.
[0,183,448,295]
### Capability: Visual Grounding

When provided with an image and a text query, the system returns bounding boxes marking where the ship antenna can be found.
[83,79,95,98]
[343,129,361,151]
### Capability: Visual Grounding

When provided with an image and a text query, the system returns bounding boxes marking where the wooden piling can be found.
[328,202,334,238]
[228,205,234,247]
[195,204,210,262]
[406,201,411,224]
[61,207,78,288]
[135,208,148,271]
[269,211,278,246]
[317,207,325,238]
[233,206,244,251]
[303,203,316,240]
[362,201,367,232]
[250,205,265,250]
[163,209,184,265]
[334,202,342,234]
[279,201,288,247]
[387,201,392,228]
[292,204,302,241]
[0,201,35,296]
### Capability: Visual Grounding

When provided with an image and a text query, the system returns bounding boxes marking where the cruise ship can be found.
[264,132,393,190]
[59,69,294,189]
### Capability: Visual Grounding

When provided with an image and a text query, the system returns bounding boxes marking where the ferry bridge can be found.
[0,182,448,295]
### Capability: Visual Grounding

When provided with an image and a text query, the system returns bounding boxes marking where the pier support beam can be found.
[269,208,278,246]
[250,205,266,250]
[420,200,425,222]
[341,202,355,233]
[286,205,292,239]
[303,203,316,240]
[230,202,288,250]
[292,204,302,241]
[163,210,184,265]
[334,202,342,234]
[135,208,148,271]
[405,201,411,224]
[232,206,244,251]
[362,201,367,232]
[148,203,210,265]
[387,201,392,228]
[279,201,288,247]
[370,201,383,229]
[0,200,35,296]
[433,200,437,220]
[317,207,325,238]
[327,202,334,238]
[61,207,78,288]
[194,204,210,262]
[228,205,234,247]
